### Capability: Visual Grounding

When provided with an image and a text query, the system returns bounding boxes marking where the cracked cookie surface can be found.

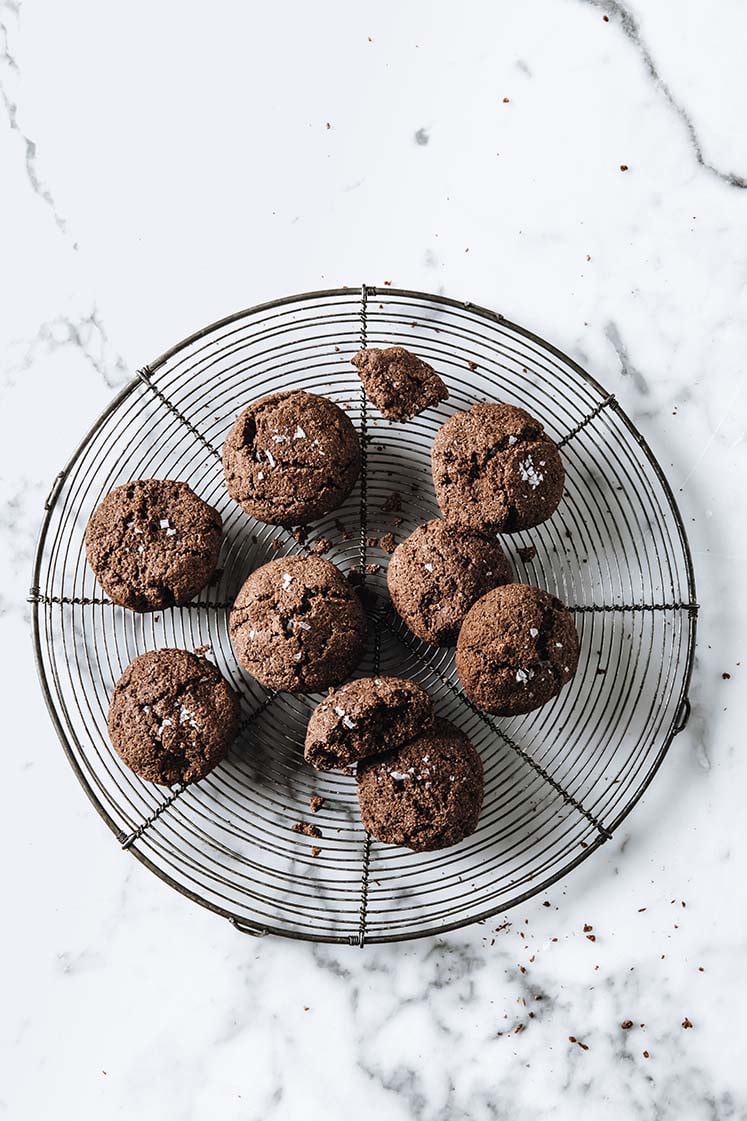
[431,402,564,533]
[229,555,367,692]
[387,518,513,645]
[357,718,483,851]
[108,648,240,785]
[85,479,223,612]
[456,583,579,716]
[304,676,434,770]
[222,390,361,526]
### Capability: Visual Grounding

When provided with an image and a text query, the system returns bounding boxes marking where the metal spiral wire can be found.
[30,287,697,944]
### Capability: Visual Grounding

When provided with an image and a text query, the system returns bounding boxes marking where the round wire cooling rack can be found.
[30,286,698,945]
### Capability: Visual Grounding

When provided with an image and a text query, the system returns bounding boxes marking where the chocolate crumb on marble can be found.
[108,648,239,785]
[432,402,564,533]
[85,479,222,612]
[229,555,366,692]
[387,518,513,645]
[223,390,361,526]
[456,583,579,716]
[351,346,448,421]
[305,676,434,770]
[357,718,483,851]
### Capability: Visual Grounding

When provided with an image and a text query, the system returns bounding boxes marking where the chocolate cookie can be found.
[351,346,448,422]
[456,584,579,716]
[431,402,564,533]
[108,649,240,785]
[387,519,513,645]
[357,719,483,851]
[85,479,222,612]
[230,555,367,692]
[222,390,361,525]
[304,676,434,770]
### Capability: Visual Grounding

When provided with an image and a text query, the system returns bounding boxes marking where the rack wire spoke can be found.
[30,286,697,944]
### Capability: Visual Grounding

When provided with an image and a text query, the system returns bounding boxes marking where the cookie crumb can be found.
[293,821,322,839]
[517,544,537,563]
[621,1020,634,1030]
[682,1017,693,1029]
[382,491,402,513]
[620,164,629,172]
[310,846,321,857]
[313,537,332,555]
[380,533,397,554]
[309,795,325,813]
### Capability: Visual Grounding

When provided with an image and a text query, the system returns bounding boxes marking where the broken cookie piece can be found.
[351,346,448,422]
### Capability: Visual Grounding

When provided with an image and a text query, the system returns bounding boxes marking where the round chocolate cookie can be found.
[357,719,484,852]
[108,648,240,785]
[222,390,361,526]
[456,584,579,716]
[304,676,435,771]
[230,555,367,692]
[387,519,513,645]
[431,402,564,533]
[85,479,222,612]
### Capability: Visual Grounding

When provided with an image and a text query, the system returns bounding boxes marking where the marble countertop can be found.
[2,2,746,1118]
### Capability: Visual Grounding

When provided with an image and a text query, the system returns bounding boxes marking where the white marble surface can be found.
[2,1,746,1117]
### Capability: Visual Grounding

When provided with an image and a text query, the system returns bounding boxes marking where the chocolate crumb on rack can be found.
[292,821,322,839]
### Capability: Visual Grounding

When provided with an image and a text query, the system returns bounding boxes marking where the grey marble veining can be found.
[1,1,746,1118]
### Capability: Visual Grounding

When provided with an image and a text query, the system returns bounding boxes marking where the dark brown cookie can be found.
[229,555,367,692]
[351,347,448,422]
[387,519,513,645]
[108,649,240,785]
[357,719,483,851]
[85,479,222,612]
[222,390,361,525]
[304,676,435,770]
[431,402,564,533]
[456,584,579,716]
